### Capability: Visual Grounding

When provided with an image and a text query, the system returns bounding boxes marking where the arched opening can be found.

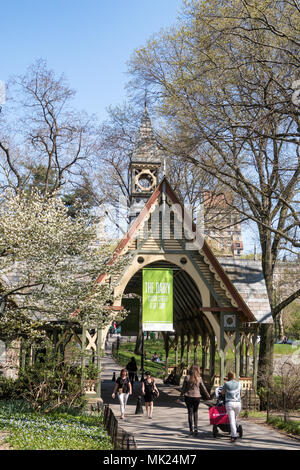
[119,260,216,390]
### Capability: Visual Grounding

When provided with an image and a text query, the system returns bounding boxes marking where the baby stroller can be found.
[209,386,243,438]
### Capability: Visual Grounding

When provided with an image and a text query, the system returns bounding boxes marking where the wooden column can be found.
[193,334,199,365]
[201,335,206,374]
[96,328,103,398]
[240,335,244,377]
[81,325,87,389]
[245,336,250,377]
[209,334,216,389]
[205,342,210,370]
[187,335,191,368]
[175,334,179,366]
[180,332,185,364]
[219,312,225,384]
[235,320,240,379]
[252,328,258,391]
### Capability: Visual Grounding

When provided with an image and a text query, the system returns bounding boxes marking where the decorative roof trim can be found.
[97,177,256,322]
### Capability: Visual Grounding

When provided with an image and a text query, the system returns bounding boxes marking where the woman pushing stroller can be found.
[222,371,242,442]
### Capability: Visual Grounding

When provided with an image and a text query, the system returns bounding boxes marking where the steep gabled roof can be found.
[218,258,272,324]
[97,177,272,324]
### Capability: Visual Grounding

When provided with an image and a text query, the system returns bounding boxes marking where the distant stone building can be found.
[203,191,244,257]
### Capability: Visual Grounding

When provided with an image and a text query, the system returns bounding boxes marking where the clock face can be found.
[138,175,153,189]
[135,170,156,192]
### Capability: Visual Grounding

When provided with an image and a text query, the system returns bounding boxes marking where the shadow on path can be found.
[100,351,300,450]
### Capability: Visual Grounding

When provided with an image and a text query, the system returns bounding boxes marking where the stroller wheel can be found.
[237,425,243,438]
[213,425,218,438]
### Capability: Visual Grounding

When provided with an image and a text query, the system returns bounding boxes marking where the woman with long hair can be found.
[112,368,132,419]
[179,365,210,436]
[141,371,159,419]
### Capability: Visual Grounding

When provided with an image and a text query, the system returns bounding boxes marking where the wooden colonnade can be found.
[161,317,259,390]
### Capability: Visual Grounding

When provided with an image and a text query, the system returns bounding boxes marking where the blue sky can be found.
[0,0,256,252]
[0,0,182,121]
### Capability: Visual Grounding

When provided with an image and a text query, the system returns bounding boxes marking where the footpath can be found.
[99,343,300,450]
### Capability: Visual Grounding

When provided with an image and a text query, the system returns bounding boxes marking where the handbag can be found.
[152,384,159,398]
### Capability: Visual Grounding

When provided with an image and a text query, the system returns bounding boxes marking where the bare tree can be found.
[128,0,300,381]
[0,59,98,196]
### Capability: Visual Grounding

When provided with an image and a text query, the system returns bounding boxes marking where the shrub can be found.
[17,350,86,413]
[0,377,23,400]
[258,360,300,410]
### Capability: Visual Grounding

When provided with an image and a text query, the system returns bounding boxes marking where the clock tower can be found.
[129,104,161,221]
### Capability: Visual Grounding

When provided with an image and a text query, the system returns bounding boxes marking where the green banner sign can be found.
[142,268,173,331]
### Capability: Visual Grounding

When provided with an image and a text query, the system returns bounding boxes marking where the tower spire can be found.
[129,106,162,221]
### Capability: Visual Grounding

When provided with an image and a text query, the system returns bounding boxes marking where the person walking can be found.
[178,365,210,436]
[126,357,138,387]
[222,371,242,442]
[141,371,159,419]
[112,368,132,419]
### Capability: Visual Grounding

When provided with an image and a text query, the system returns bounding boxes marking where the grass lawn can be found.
[0,401,113,450]
[273,344,295,355]
[114,338,236,378]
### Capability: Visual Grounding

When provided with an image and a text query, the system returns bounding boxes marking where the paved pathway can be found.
[100,349,300,451]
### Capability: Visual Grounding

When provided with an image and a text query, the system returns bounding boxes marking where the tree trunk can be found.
[258,227,275,385]
[257,323,274,389]
[134,329,142,355]
[277,313,284,341]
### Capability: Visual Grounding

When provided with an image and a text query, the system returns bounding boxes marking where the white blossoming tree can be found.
[0,190,128,342]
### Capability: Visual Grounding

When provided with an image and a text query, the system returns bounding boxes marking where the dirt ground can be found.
[0,431,11,450]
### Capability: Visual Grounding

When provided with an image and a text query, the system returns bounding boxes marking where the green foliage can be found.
[0,190,129,341]
[0,377,22,400]
[273,344,294,355]
[23,164,57,195]
[0,401,113,450]
[284,303,300,340]
[114,338,238,378]
[83,360,100,380]
[267,416,300,436]
[16,350,86,413]
[62,178,97,218]
[128,0,300,382]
